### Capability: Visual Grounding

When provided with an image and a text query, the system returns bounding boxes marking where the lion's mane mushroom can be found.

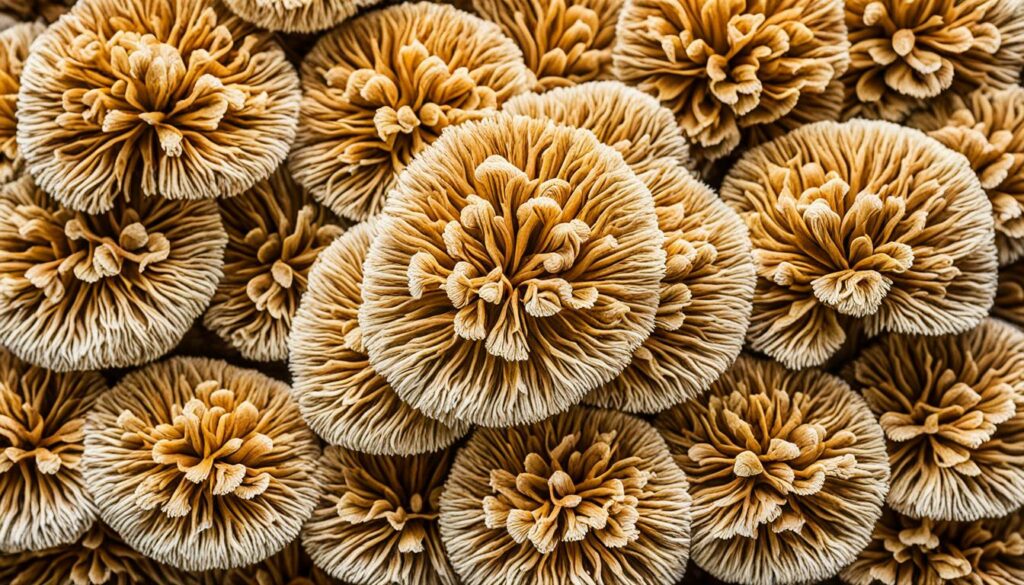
[358,114,666,427]
[0,176,225,372]
[0,349,105,553]
[612,0,849,163]
[440,406,692,585]
[288,2,532,222]
[83,357,320,571]
[0,22,43,185]
[847,318,1024,521]
[655,355,889,585]
[204,167,343,362]
[721,119,998,369]
[16,0,301,214]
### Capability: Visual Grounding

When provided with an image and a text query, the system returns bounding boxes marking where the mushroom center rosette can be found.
[336,466,441,555]
[0,387,83,477]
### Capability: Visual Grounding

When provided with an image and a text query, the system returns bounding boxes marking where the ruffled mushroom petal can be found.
[205,166,343,362]
[200,541,342,585]
[289,220,469,455]
[613,0,849,163]
[0,349,105,552]
[655,355,890,585]
[83,357,321,571]
[288,2,532,222]
[17,0,301,213]
[302,446,456,585]
[0,22,43,185]
[359,114,666,427]
[847,318,1024,521]
[721,119,998,369]
[223,0,370,34]
[0,176,226,372]
[440,406,691,585]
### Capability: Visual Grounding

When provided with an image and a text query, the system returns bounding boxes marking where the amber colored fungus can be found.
[612,0,849,163]
[16,0,301,214]
[223,0,367,34]
[720,119,998,369]
[502,81,691,173]
[908,86,1024,266]
[843,0,1024,122]
[472,0,620,90]
[204,167,343,362]
[439,407,691,585]
[847,319,1024,521]
[841,508,1024,585]
[359,114,665,427]
[0,22,42,185]
[995,259,1024,327]
[0,349,105,553]
[0,176,226,371]
[0,522,197,585]
[302,446,456,585]
[201,541,341,585]
[288,2,531,222]
[83,357,320,571]
[655,355,889,585]
[289,220,470,455]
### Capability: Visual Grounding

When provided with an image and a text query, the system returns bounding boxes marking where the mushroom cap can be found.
[289,219,470,455]
[655,354,889,585]
[222,0,366,33]
[721,119,998,369]
[0,348,106,553]
[359,114,666,427]
[83,357,321,571]
[995,259,1024,328]
[0,21,44,184]
[16,0,301,214]
[204,166,343,362]
[440,406,691,585]
[0,175,226,372]
[612,0,849,162]
[288,1,531,222]
[846,318,1024,521]
[302,446,457,585]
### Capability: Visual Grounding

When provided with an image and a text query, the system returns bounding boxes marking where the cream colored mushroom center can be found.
[0,386,82,475]
[335,466,440,554]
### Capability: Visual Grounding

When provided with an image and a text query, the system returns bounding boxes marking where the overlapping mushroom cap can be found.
[472,0,620,90]
[841,508,1024,585]
[83,357,320,571]
[846,318,1024,521]
[0,349,105,553]
[289,220,470,455]
[655,355,889,585]
[0,22,43,185]
[223,0,367,33]
[995,259,1024,327]
[843,0,1024,122]
[721,119,998,369]
[439,407,691,585]
[0,176,226,372]
[16,0,301,214]
[359,114,665,427]
[302,446,456,585]
[288,2,531,222]
[204,167,343,362]
[612,0,849,162]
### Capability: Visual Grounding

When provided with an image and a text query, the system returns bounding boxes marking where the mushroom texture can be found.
[83,357,320,571]
[0,176,226,372]
[907,86,1024,266]
[204,167,343,362]
[302,446,456,585]
[846,318,1024,521]
[841,508,1024,585]
[288,2,532,222]
[289,220,470,455]
[0,349,105,553]
[471,0,620,90]
[359,114,666,427]
[721,119,998,370]
[585,161,755,412]
[16,0,301,214]
[995,259,1024,328]
[222,0,367,34]
[201,541,341,585]
[0,22,43,185]
[0,522,197,585]
[655,355,889,585]
[440,406,691,585]
[843,0,1024,122]
[502,81,691,174]
[0,0,73,22]
[612,0,849,163]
